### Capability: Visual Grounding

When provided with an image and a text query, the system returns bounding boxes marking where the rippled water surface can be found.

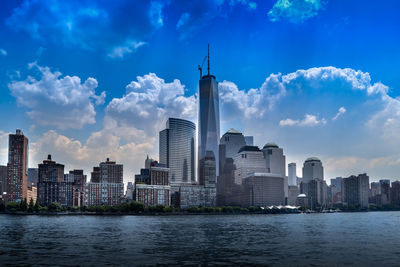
[1,212,400,266]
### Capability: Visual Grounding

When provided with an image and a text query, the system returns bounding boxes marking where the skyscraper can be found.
[288,163,297,186]
[219,128,246,173]
[233,146,267,185]
[6,129,29,202]
[159,118,196,185]
[302,157,324,183]
[261,142,286,177]
[198,45,220,178]
[37,154,65,206]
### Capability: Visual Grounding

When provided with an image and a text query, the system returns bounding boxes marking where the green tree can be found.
[34,200,40,212]
[28,198,34,212]
[48,202,62,212]
[19,198,28,211]
[6,202,20,212]
[129,201,145,212]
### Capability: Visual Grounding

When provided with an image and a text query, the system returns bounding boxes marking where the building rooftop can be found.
[305,157,321,162]
[238,145,260,153]
[263,142,279,149]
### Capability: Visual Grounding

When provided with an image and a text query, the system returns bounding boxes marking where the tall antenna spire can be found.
[207,43,210,76]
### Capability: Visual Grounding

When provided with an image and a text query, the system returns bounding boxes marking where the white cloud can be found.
[332,106,346,120]
[8,63,105,129]
[218,66,374,123]
[107,41,147,59]
[268,0,325,24]
[106,73,196,135]
[218,73,287,120]
[0,49,7,56]
[280,114,326,126]
[149,1,164,28]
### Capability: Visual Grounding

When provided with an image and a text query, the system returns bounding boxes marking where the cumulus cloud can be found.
[218,67,375,122]
[107,41,147,59]
[218,74,287,120]
[268,0,325,23]
[8,63,105,129]
[106,73,196,135]
[280,114,327,126]
[332,106,346,120]
[0,49,7,56]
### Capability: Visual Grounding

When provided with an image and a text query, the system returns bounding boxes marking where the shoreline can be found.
[1,209,399,216]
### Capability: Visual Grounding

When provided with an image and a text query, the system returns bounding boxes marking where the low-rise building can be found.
[241,173,285,207]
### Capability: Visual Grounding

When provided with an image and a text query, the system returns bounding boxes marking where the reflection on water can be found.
[0,212,400,265]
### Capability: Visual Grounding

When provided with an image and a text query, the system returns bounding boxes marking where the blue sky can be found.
[1,0,400,183]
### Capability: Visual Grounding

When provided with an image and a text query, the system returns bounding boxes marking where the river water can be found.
[1,212,400,266]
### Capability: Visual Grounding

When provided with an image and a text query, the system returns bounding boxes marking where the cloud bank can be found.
[9,63,105,129]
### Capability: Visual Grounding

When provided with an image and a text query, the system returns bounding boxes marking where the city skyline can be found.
[1,0,400,183]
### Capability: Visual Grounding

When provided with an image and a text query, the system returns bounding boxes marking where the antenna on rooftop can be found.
[207,43,210,76]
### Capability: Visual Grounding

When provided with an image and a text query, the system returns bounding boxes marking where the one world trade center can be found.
[198,45,220,184]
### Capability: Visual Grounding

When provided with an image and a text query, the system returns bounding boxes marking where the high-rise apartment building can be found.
[86,158,124,206]
[66,169,86,207]
[159,118,195,185]
[342,173,369,208]
[198,46,220,178]
[135,161,170,207]
[6,129,28,202]
[37,154,65,206]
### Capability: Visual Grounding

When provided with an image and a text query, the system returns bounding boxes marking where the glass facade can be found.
[159,118,196,185]
[198,74,220,178]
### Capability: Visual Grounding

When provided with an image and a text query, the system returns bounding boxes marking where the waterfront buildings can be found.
[159,118,196,185]
[37,154,65,206]
[6,129,29,202]
[330,177,343,204]
[241,173,285,207]
[342,173,369,208]
[65,169,86,207]
[198,47,220,177]
[288,185,300,206]
[135,161,170,207]
[390,181,400,205]
[181,151,217,208]
[86,158,124,206]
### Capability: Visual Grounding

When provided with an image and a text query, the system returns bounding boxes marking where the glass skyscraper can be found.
[198,58,220,179]
[159,118,196,185]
